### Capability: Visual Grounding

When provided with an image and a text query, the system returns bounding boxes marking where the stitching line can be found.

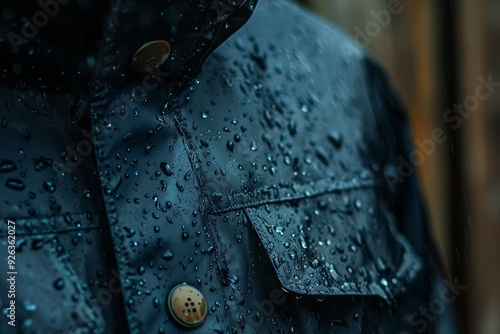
[208,178,377,215]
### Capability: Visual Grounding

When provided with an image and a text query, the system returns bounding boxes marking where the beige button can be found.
[131,40,171,73]
[168,283,207,328]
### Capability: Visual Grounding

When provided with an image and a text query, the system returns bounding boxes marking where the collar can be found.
[100,0,257,91]
[1,0,258,91]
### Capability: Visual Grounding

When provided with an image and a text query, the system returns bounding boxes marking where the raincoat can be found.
[0,0,458,332]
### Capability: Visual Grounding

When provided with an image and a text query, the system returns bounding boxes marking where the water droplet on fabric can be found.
[0,160,17,173]
[5,179,25,191]
[162,250,174,261]
[43,181,57,193]
[160,162,174,176]
[53,278,65,290]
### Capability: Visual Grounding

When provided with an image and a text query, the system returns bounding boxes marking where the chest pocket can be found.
[208,175,421,302]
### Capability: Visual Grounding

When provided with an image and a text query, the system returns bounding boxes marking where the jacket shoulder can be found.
[243,0,369,71]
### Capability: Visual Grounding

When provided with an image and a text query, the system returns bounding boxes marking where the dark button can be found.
[131,40,171,73]
[168,283,207,328]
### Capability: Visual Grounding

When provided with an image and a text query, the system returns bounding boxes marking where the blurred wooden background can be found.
[298,0,500,333]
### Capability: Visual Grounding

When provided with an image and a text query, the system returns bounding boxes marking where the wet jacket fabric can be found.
[0,0,457,333]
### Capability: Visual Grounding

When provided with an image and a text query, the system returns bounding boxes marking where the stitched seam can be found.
[0,224,103,237]
[208,178,377,215]
[164,96,236,332]
[0,211,99,222]
[0,211,102,236]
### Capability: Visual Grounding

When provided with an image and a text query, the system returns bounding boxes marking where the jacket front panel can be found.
[0,87,128,333]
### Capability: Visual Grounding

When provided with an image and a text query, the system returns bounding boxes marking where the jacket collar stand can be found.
[106,0,257,91]
[1,0,257,91]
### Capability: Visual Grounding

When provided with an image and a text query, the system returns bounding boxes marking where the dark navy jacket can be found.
[0,0,457,332]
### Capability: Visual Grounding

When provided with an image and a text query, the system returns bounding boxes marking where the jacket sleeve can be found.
[364,55,460,333]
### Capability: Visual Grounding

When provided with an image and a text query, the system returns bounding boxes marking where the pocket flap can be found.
[243,186,421,302]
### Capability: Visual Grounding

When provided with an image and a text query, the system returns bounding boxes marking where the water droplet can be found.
[53,278,65,290]
[230,274,239,284]
[5,179,25,191]
[226,141,235,152]
[162,250,174,261]
[43,181,56,193]
[16,238,27,251]
[355,199,362,209]
[24,301,37,311]
[160,162,173,176]
[0,160,17,173]
[327,131,343,149]
[34,157,52,171]
[176,182,184,192]
[137,266,145,275]
[123,227,136,238]
[380,278,389,287]
[298,235,308,249]
[375,257,388,272]
[288,120,297,136]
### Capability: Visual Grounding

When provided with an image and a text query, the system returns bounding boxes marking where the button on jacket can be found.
[0,0,457,333]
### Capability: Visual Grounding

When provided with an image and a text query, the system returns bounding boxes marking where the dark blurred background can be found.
[297,1,500,333]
